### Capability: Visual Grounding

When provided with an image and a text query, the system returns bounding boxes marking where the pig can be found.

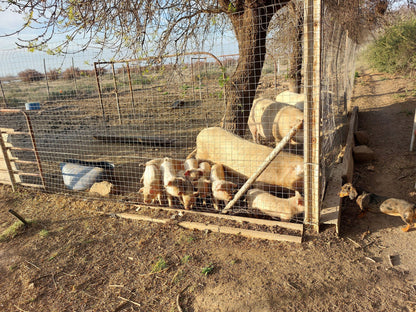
[139,164,164,205]
[275,90,304,111]
[160,157,198,210]
[247,97,304,145]
[210,163,238,210]
[146,157,184,172]
[195,127,304,192]
[184,158,204,183]
[196,176,211,205]
[246,188,304,221]
[198,161,211,178]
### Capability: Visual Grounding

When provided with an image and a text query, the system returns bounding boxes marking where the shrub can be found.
[18,69,44,82]
[47,69,60,80]
[62,67,81,80]
[366,18,416,75]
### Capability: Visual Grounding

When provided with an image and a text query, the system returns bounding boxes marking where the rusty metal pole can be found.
[94,62,106,121]
[126,62,136,117]
[0,80,7,108]
[303,0,322,232]
[111,63,122,125]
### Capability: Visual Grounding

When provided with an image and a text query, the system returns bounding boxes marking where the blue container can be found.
[25,102,41,110]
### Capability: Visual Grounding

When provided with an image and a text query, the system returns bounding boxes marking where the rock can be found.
[353,145,375,162]
[90,181,114,197]
[354,131,370,145]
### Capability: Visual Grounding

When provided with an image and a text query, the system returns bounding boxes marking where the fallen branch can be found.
[118,296,141,307]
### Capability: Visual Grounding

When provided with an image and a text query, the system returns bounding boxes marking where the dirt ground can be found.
[1,66,416,312]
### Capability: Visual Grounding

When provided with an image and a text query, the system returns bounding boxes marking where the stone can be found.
[354,130,370,145]
[89,181,114,197]
[353,145,375,162]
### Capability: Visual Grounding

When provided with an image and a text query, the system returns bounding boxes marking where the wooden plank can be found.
[320,163,343,235]
[342,106,358,183]
[0,131,16,190]
[134,204,304,232]
[115,212,302,243]
[0,128,30,135]
[410,108,416,151]
[178,221,302,243]
[303,0,322,232]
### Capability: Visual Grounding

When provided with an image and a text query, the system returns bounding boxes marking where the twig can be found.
[176,285,189,312]
[52,273,58,290]
[347,237,361,248]
[109,284,125,288]
[364,257,376,263]
[118,296,141,307]
[13,305,28,312]
[25,260,41,270]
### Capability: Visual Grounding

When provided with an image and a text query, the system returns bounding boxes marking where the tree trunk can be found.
[288,1,303,93]
[221,1,289,136]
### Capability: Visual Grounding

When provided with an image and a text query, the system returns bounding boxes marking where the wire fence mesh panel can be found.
[0,1,357,233]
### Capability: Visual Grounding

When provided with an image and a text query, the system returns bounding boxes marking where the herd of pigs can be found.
[139,91,306,222]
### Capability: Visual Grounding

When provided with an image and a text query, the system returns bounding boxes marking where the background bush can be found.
[366,18,416,75]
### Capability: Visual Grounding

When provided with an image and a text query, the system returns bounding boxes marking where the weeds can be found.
[0,221,28,242]
[38,229,50,238]
[201,263,215,276]
[152,257,168,273]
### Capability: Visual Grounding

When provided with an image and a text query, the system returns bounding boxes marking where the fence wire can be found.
[0,2,356,229]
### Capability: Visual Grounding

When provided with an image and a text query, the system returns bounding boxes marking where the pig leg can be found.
[157,193,163,206]
[167,194,174,207]
[213,197,220,211]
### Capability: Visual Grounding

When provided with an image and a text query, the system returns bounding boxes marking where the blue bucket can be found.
[25,102,41,110]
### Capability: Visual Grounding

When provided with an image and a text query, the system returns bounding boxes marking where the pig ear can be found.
[149,189,156,194]
[178,191,183,196]
[138,188,144,194]
[297,198,304,206]
[193,191,199,196]
[166,180,173,186]
[184,170,190,177]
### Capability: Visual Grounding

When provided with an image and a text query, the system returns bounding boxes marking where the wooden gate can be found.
[0,109,45,191]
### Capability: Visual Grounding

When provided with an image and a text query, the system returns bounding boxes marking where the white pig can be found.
[139,164,163,205]
[184,158,204,183]
[160,157,198,210]
[247,98,304,145]
[246,188,304,221]
[195,127,304,192]
[198,162,211,178]
[210,164,238,210]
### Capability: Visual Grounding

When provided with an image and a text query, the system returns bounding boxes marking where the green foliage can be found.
[0,220,33,242]
[38,229,49,238]
[151,257,168,273]
[201,263,215,276]
[366,19,416,75]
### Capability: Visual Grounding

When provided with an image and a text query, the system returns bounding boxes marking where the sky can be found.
[0,8,239,77]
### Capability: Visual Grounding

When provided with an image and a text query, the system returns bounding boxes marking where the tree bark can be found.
[221,1,290,136]
[288,1,303,93]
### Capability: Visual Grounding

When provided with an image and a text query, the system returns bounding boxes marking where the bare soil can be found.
[1,67,416,311]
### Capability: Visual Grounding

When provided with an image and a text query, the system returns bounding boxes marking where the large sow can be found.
[194,127,303,191]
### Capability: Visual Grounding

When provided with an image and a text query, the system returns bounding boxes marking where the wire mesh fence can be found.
[0,1,357,232]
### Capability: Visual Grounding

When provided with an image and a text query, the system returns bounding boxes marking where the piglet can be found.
[246,188,304,221]
[139,164,163,205]
[184,158,204,183]
[160,157,198,210]
[210,164,237,210]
